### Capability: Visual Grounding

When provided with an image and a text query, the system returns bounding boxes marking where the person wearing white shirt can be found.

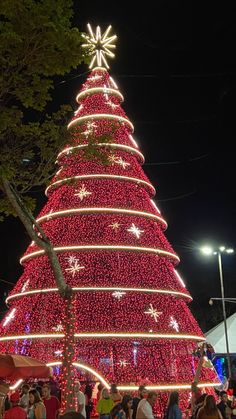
[136,391,157,419]
[75,381,86,418]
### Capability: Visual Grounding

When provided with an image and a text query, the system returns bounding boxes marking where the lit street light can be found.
[201,245,234,379]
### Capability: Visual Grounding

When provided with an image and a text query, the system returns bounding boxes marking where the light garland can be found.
[57,143,145,163]
[20,245,180,264]
[0,332,205,342]
[45,174,156,196]
[6,287,192,305]
[36,207,167,229]
[67,114,134,132]
[76,87,124,103]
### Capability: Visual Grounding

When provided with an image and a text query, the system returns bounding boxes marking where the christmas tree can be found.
[0,24,219,411]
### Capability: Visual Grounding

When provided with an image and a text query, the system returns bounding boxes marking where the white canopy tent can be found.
[205,312,236,354]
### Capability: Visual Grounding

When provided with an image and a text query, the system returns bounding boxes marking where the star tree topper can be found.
[82,23,117,69]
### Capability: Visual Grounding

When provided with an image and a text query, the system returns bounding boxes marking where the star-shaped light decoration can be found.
[54,350,63,357]
[116,157,130,169]
[117,360,129,367]
[3,308,16,327]
[106,100,119,109]
[112,291,126,300]
[66,255,78,265]
[87,74,103,82]
[52,323,64,332]
[65,260,85,277]
[82,23,117,69]
[109,222,120,231]
[46,209,54,221]
[127,223,144,239]
[169,316,179,332]
[144,304,162,323]
[74,184,92,201]
[21,279,30,293]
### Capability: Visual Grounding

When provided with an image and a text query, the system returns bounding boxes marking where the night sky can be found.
[1,2,236,332]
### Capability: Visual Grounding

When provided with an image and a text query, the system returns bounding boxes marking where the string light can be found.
[0,65,219,414]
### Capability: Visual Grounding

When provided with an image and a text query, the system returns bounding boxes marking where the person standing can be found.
[96,388,114,419]
[110,384,122,406]
[132,385,148,419]
[84,384,93,419]
[20,383,30,412]
[74,381,86,419]
[3,391,27,419]
[42,383,60,419]
[165,391,182,419]
[197,395,223,419]
[217,391,229,419]
[136,391,157,419]
[28,389,46,419]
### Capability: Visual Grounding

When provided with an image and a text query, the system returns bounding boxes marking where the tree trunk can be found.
[61,293,77,413]
[0,178,76,412]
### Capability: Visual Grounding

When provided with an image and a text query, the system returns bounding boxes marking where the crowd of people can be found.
[2,380,236,419]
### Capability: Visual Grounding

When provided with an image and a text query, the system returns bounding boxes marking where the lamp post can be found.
[201,245,234,379]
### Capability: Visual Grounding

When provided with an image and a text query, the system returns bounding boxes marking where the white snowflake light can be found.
[112,291,126,300]
[21,280,30,293]
[127,223,144,239]
[117,360,129,367]
[52,323,64,332]
[87,74,103,82]
[54,350,63,357]
[169,316,179,332]
[82,23,117,69]
[3,308,16,327]
[144,304,162,323]
[106,100,119,109]
[116,157,130,169]
[46,209,53,221]
[65,261,85,277]
[66,255,78,265]
[109,222,120,230]
[74,184,92,201]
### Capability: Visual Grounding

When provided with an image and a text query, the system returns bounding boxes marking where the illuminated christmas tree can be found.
[0,24,219,411]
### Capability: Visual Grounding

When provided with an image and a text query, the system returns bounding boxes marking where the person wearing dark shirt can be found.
[217,391,228,419]
[42,383,60,419]
[132,385,148,419]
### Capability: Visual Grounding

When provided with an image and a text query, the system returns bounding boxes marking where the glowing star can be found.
[116,158,130,169]
[169,316,179,332]
[127,223,144,239]
[108,154,118,164]
[46,209,53,221]
[103,84,109,101]
[117,360,129,367]
[106,100,119,109]
[3,308,16,327]
[82,23,117,69]
[21,280,30,293]
[74,184,92,201]
[144,304,162,323]
[66,255,78,265]
[52,323,64,332]
[112,291,126,300]
[65,261,85,277]
[87,74,103,82]
[109,222,120,231]
[54,350,63,357]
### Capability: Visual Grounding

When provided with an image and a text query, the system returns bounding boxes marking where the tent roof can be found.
[205,312,236,354]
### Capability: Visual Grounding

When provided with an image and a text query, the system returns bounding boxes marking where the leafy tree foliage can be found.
[0,0,88,217]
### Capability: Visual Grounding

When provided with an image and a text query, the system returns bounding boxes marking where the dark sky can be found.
[1,2,236,331]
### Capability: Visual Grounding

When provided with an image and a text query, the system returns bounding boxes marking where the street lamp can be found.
[201,245,234,379]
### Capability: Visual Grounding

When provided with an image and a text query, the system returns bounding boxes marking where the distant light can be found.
[219,246,226,252]
[226,249,234,254]
[201,246,213,256]
[209,299,214,306]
